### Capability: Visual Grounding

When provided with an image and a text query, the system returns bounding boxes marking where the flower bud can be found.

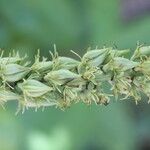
[44,69,80,86]
[1,64,30,82]
[17,79,53,98]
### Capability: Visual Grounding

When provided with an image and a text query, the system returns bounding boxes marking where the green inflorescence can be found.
[0,45,150,113]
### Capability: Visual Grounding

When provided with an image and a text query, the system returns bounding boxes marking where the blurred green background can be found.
[0,0,150,150]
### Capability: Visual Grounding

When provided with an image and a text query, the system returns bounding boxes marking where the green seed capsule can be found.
[112,49,130,57]
[104,49,130,63]
[32,61,53,73]
[32,50,53,73]
[82,48,109,67]
[1,64,30,82]
[44,69,80,85]
[113,57,139,71]
[17,79,53,98]
[53,57,79,70]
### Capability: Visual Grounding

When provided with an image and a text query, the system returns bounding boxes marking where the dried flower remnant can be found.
[0,45,150,113]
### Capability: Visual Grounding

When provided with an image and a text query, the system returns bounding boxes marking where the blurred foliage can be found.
[0,0,150,150]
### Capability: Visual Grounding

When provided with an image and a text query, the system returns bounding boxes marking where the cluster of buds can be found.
[0,45,150,113]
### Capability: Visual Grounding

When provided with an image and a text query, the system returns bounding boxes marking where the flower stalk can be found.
[0,46,150,113]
